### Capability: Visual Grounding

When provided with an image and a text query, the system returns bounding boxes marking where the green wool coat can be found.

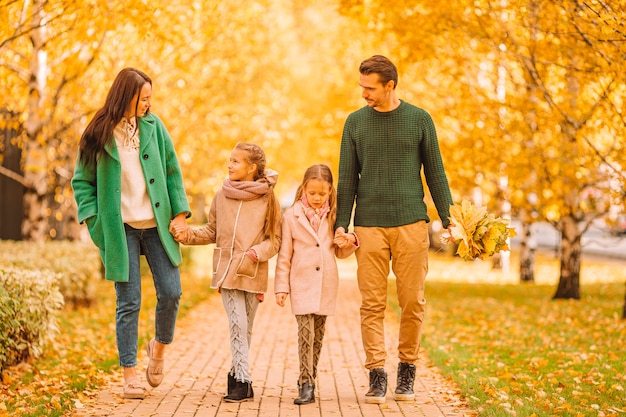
[72,113,191,282]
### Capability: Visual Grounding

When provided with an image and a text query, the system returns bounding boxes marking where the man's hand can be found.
[334,227,352,248]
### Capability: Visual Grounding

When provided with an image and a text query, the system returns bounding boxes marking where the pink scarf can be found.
[222,179,271,201]
[300,195,329,232]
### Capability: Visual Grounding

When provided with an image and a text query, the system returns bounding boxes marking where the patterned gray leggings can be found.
[295,314,327,385]
[221,289,260,383]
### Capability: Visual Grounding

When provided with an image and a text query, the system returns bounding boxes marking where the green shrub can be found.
[0,240,102,308]
[0,267,64,376]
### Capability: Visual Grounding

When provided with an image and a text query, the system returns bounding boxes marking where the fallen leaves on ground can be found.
[416,279,626,417]
[0,270,213,416]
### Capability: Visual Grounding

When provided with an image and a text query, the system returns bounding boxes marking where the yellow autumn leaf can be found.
[445,200,517,260]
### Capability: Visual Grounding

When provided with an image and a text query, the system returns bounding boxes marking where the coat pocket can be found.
[236,253,259,279]
[85,216,105,249]
[212,247,224,278]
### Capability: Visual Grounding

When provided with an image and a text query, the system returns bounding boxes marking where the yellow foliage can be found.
[444,200,516,261]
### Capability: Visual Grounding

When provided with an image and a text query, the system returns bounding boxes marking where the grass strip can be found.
[388,253,626,417]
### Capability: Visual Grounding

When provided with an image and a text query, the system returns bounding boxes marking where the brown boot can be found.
[223,380,254,403]
[294,382,315,405]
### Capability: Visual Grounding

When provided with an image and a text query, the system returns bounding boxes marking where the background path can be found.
[73,264,475,417]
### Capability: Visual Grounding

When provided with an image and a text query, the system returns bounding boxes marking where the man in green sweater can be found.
[335,55,453,404]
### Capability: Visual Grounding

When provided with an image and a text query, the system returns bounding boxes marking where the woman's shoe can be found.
[294,382,315,405]
[145,338,165,387]
[123,379,146,399]
[223,380,254,402]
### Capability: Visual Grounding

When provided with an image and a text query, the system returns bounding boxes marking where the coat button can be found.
[316,243,320,247]
[143,154,149,159]
[315,266,320,271]
[149,178,155,184]
[155,202,160,208]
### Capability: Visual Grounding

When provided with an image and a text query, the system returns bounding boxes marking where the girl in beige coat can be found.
[171,143,281,403]
[275,164,358,405]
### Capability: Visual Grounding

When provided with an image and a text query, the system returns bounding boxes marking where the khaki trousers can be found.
[354,221,429,370]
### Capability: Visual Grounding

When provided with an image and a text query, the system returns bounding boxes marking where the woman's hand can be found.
[169,215,189,242]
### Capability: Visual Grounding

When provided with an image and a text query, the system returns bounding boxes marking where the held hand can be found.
[333,237,349,248]
[256,293,264,303]
[275,293,287,307]
[169,213,187,230]
[333,227,352,248]
[169,223,189,243]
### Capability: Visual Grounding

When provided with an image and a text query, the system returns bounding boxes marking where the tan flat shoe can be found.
[146,338,165,387]
[123,378,146,399]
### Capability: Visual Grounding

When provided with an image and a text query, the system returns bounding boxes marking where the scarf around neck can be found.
[300,195,329,232]
[222,178,271,201]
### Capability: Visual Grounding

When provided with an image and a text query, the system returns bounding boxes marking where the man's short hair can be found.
[359,55,398,89]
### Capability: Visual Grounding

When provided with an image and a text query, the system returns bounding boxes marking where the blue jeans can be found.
[115,224,182,368]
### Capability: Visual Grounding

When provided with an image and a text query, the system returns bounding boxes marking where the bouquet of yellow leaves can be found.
[441,200,517,261]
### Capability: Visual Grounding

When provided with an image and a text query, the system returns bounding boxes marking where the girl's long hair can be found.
[78,68,152,167]
[293,164,337,235]
[234,142,281,245]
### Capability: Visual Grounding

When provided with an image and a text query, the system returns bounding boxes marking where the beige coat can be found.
[274,203,357,315]
[182,189,281,293]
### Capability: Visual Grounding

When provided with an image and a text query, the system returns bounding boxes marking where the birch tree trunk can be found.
[518,210,535,283]
[21,0,49,242]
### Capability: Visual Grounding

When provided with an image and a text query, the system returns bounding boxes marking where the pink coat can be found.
[274,203,357,315]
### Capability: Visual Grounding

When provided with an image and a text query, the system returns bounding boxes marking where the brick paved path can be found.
[73,261,474,417]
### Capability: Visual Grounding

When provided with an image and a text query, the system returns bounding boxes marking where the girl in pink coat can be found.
[274,164,358,405]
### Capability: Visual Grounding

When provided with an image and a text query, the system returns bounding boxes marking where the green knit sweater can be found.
[336,100,453,230]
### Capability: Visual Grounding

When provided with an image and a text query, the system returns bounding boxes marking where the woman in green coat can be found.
[72,68,190,400]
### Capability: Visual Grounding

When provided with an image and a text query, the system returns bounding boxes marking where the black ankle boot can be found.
[227,372,236,396]
[223,380,254,402]
[294,382,315,405]
[393,362,416,401]
[364,368,387,404]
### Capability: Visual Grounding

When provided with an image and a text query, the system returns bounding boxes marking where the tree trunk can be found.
[519,216,535,283]
[21,140,49,241]
[0,110,24,240]
[623,282,626,319]
[552,215,581,299]
[21,0,49,242]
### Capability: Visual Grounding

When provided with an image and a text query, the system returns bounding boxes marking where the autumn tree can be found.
[338,0,626,299]
[0,0,159,241]
[1,0,376,239]
[468,0,626,299]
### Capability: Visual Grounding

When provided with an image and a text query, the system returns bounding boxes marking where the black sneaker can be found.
[364,368,387,404]
[393,362,416,401]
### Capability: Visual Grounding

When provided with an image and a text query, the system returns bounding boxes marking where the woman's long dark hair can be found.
[78,68,151,167]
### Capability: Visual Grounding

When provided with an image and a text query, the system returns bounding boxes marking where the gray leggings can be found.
[221,288,260,383]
